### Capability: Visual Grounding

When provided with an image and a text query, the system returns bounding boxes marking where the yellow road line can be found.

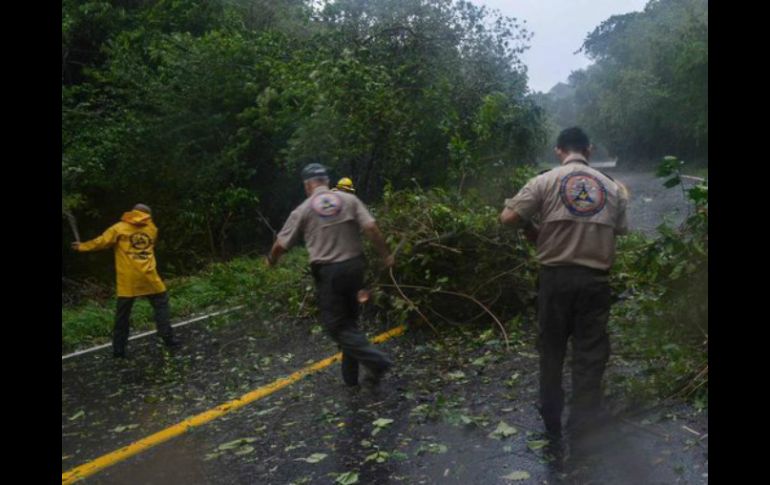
[62,324,407,484]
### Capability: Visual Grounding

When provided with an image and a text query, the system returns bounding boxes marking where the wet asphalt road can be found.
[62,171,707,484]
[62,315,707,485]
[604,169,701,236]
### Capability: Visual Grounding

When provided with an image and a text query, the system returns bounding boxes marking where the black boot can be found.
[341,353,359,386]
[539,404,562,440]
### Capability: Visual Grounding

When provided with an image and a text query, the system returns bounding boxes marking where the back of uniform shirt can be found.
[277,187,376,264]
[505,161,628,271]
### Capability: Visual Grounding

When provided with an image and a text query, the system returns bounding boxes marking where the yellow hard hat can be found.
[336,177,355,193]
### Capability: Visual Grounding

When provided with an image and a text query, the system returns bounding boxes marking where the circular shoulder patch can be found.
[310,192,344,217]
[559,172,607,217]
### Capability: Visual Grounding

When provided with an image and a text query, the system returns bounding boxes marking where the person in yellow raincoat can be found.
[72,204,180,357]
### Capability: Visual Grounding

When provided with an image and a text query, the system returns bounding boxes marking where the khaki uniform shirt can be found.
[277,186,376,264]
[505,155,629,271]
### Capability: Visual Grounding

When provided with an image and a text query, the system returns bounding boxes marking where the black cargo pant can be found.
[311,256,392,385]
[114,291,174,354]
[537,265,611,436]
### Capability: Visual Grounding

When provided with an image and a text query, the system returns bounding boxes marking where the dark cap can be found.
[301,163,328,181]
[133,203,152,215]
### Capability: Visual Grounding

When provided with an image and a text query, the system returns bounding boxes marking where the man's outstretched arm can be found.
[266,241,287,267]
[72,226,119,252]
[266,209,302,267]
[362,222,395,268]
[499,207,523,227]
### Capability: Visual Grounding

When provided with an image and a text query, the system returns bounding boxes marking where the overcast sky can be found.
[473,0,648,93]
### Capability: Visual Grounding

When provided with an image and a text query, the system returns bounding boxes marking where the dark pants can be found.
[115,291,174,354]
[537,265,611,436]
[312,256,392,385]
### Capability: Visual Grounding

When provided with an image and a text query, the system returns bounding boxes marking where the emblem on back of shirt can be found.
[559,172,607,216]
[311,192,343,217]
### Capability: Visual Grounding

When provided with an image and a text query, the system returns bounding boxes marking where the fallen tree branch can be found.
[62,207,81,242]
[379,282,510,351]
[428,242,462,254]
[256,208,276,237]
[679,364,708,398]
[657,362,709,403]
[472,263,528,294]
[388,268,440,336]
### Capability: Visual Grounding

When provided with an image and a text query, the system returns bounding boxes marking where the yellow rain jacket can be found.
[77,210,167,297]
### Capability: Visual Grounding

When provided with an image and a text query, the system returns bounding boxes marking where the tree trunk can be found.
[219,211,233,260]
[206,216,217,261]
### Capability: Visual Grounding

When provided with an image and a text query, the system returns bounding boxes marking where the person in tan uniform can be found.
[72,204,180,357]
[500,128,628,452]
[266,164,395,387]
[332,177,372,304]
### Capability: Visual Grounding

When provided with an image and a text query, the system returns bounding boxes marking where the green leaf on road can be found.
[112,424,139,433]
[336,471,359,484]
[372,418,394,428]
[527,439,548,451]
[502,470,531,481]
[217,437,257,451]
[372,418,394,435]
[391,451,409,461]
[489,421,518,439]
[296,453,328,463]
[446,370,466,380]
[234,445,255,456]
[365,451,390,463]
[418,443,448,455]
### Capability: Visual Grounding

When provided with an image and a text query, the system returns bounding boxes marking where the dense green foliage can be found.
[534,0,707,165]
[63,0,547,284]
[610,157,708,403]
[364,166,539,334]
